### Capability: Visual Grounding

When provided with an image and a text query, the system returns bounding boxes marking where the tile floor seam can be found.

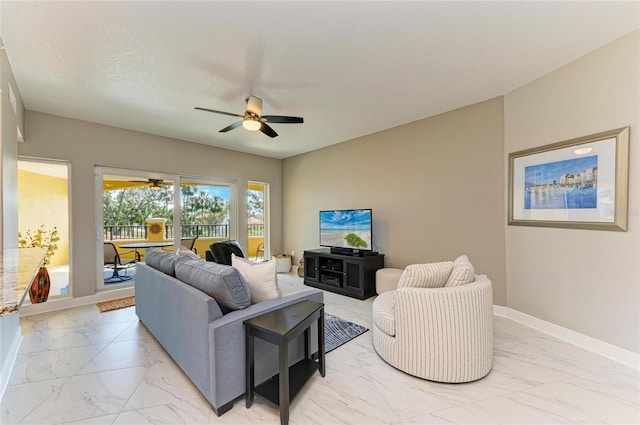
[416,384,576,425]
[113,364,152,417]
[16,376,73,425]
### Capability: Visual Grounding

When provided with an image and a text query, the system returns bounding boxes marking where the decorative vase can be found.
[29,266,51,303]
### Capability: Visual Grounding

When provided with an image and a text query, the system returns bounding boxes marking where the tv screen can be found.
[320,209,372,251]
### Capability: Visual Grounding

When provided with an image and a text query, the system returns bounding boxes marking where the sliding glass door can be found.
[180,178,235,256]
[96,167,236,291]
[99,169,177,289]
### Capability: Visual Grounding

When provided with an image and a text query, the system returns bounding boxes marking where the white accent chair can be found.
[372,256,493,383]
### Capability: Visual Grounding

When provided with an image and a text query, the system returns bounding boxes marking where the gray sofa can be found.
[134,250,323,416]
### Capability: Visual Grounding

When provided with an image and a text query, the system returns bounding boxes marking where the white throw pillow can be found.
[397,261,453,289]
[231,254,281,303]
[445,255,475,287]
[176,245,200,259]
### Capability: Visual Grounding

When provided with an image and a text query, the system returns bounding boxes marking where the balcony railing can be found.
[248,224,264,237]
[166,224,229,239]
[104,223,264,240]
[104,225,147,240]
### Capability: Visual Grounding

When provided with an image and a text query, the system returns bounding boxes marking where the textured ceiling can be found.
[2,2,639,159]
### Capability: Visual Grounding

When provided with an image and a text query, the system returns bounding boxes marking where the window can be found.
[96,167,236,290]
[248,182,269,260]
[18,158,71,300]
[180,179,234,254]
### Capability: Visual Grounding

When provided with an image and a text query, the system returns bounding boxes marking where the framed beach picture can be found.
[508,127,629,231]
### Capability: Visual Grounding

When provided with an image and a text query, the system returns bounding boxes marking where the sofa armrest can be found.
[211,288,323,329]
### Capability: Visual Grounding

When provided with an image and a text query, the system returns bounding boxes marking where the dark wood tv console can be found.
[303,249,384,299]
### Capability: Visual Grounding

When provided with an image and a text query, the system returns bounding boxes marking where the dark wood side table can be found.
[244,300,325,425]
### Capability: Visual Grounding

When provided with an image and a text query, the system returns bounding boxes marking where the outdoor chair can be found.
[104,242,140,283]
[180,236,198,254]
[255,242,264,261]
[206,240,245,265]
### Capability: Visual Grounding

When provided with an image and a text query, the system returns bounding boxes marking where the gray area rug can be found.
[325,313,369,353]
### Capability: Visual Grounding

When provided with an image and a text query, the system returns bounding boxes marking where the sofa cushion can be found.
[145,248,181,277]
[231,254,281,303]
[445,255,475,287]
[372,291,396,337]
[175,259,251,311]
[398,261,453,289]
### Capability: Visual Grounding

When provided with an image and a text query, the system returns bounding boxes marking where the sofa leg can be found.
[212,400,234,417]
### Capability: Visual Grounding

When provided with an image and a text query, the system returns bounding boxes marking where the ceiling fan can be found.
[128,178,170,189]
[194,95,303,138]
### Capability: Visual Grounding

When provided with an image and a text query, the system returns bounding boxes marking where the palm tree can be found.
[181,185,197,223]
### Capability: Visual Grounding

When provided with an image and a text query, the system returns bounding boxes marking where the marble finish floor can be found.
[2,273,639,424]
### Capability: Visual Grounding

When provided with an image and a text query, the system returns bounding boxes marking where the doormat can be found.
[325,313,369,353]
[97,296,135,313]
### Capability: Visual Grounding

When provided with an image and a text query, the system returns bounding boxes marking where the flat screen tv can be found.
[320,209,373,252]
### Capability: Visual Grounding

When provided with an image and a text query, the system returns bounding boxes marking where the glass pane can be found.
[103,175,175,240]
[102,174,175,287]
[248,182,266,261]
[180,182,231,256]
[18,159,71,301]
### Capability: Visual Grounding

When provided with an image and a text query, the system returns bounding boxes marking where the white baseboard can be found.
[20,287,135,317]
[0,325,22,402]
[493,305,509,318]
[494,305,639,371]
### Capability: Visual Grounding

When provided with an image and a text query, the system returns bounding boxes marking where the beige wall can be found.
[283,97,507,305]
[505,31,640,353]
[19,111,283,298]
[1,36,25,249]
[0,34,25,384]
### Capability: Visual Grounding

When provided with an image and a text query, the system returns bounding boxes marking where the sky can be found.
[192,185,229,202]
[320,209,372,229]
[524,155,597,185]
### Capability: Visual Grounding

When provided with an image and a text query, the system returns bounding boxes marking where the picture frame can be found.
[508,127,629,231]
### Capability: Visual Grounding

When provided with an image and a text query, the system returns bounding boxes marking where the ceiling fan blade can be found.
[219,121,243,133]
[259,122,278,138]
[128,179,161,183]
[245,95,262,116]
[262,115,304,124]
[194,107,243,118]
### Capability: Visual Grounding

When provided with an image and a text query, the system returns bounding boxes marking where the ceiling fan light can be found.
[242,118,261,131]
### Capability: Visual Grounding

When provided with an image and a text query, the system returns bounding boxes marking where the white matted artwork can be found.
[508,127,629,231]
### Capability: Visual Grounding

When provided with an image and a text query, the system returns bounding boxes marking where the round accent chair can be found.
[372,255,494,383]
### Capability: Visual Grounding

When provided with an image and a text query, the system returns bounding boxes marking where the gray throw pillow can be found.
[175,258,251,311]
[145,248,181,277]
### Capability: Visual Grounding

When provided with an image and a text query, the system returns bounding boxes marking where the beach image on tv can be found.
[320,210,372,249]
